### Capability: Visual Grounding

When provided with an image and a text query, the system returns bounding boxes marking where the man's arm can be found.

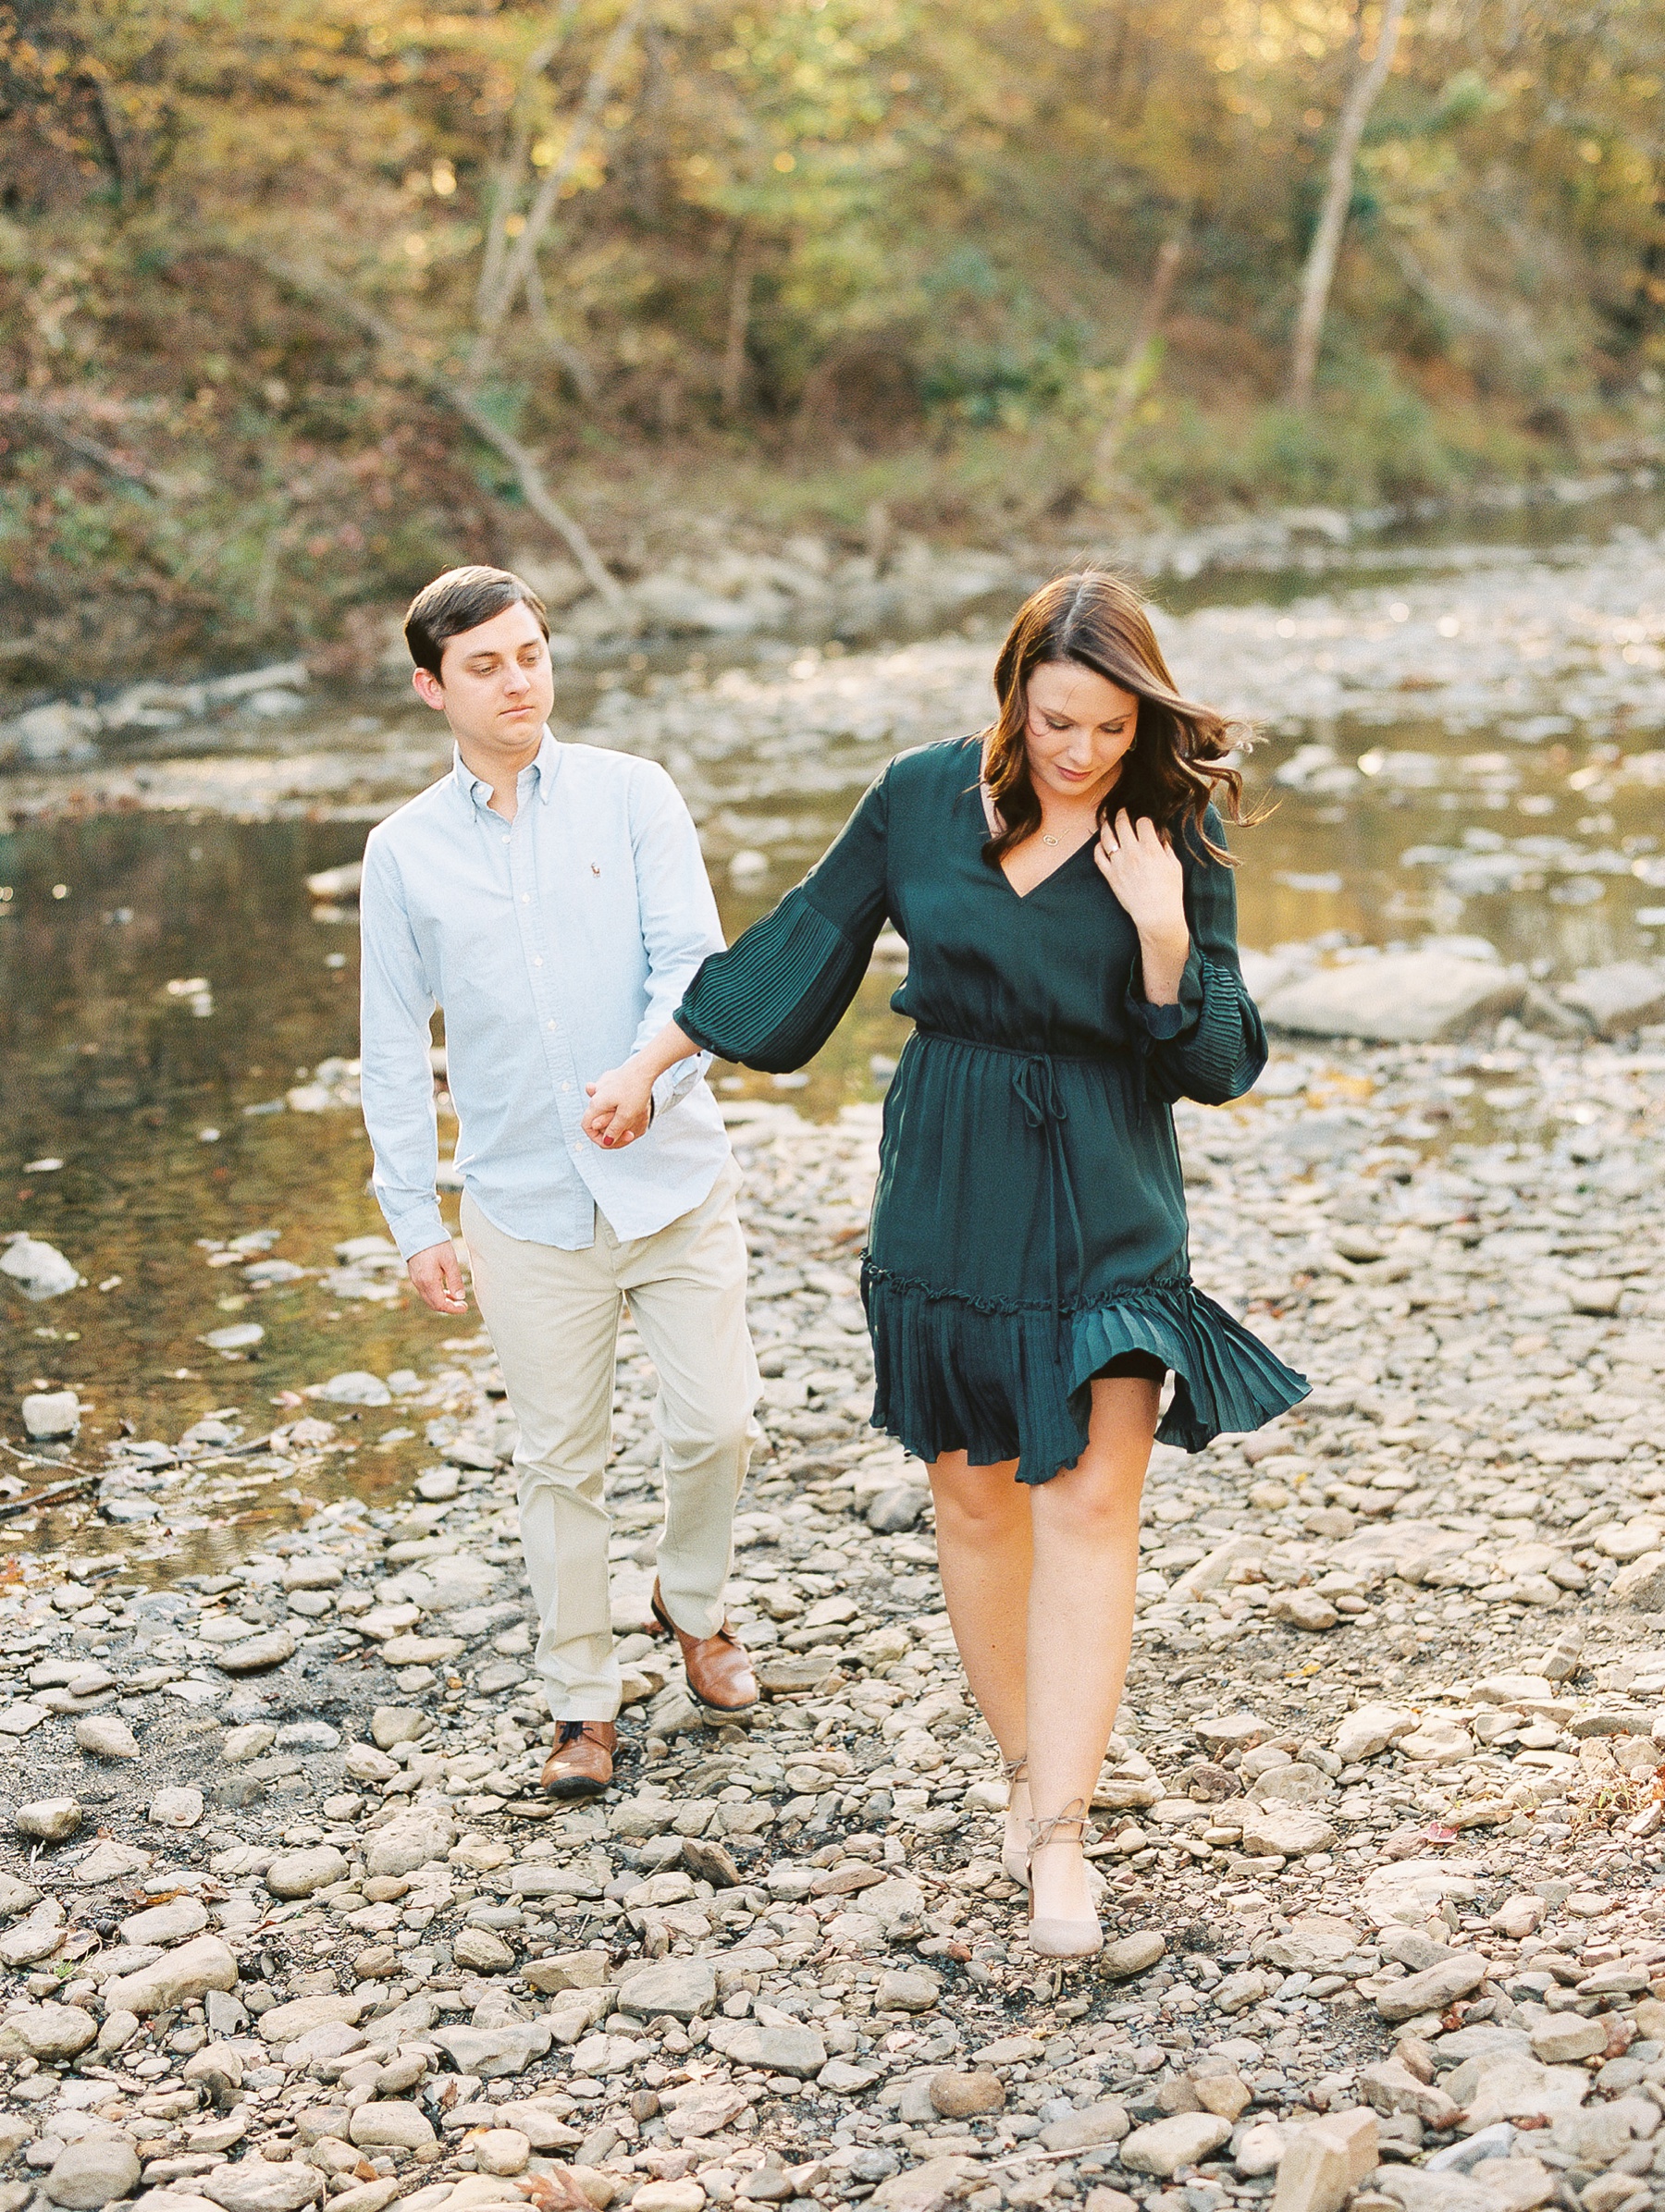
[627,765,724,1124]
[358,836,465,1313]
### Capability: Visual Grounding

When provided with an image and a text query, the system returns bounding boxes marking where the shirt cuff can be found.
[1125,943,1204,1042]
[651,1050,711,1121]
[385,1202,451,1264]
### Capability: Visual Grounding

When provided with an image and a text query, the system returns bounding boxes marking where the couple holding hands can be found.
[358,561,1305,1960]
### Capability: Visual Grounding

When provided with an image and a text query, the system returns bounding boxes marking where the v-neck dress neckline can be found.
[677,736,1308,1483]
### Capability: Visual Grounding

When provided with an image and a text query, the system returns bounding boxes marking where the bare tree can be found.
[1288,0,1409,409]
[468,0,646,385]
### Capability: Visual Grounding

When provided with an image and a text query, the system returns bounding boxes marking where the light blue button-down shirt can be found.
[359,730,732,1260]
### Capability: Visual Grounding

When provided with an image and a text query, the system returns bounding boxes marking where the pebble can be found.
[14,1797,82,1842]
[73,1714,139,1760]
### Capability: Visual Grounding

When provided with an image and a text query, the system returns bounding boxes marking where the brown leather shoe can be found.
[650,1580,759,1712]
[540,1720,616,1798]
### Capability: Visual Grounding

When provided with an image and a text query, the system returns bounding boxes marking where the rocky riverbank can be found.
[3,1031,1665,2212]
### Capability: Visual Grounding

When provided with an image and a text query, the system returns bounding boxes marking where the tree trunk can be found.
[1288,0,1408,410]
[1094,231,1186,482]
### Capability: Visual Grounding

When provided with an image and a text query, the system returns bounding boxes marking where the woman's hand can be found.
[1095,809,1190,1004]
[582,1060,656,1149]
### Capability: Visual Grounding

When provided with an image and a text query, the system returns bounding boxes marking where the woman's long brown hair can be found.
[980,569,1252,866]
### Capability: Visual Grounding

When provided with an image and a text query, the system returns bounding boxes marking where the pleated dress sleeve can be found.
[1125,805,1268,1106]
[675,768,891,1075]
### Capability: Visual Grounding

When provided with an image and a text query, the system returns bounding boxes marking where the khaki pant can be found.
[461,1162,759,1721]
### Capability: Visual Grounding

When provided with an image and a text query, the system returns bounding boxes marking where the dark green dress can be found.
[677,737,1307,1484]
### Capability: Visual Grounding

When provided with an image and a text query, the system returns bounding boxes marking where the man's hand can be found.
[407,1240,469,1315]
[582,1059,656,1149]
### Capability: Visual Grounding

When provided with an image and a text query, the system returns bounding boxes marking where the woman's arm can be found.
[582,768,894,1149]
[1116,808,1266,1106]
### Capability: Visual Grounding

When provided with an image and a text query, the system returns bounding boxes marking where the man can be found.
[358,564,760,1798]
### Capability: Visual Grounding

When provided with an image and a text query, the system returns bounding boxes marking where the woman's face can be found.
[1022,659,1140,808]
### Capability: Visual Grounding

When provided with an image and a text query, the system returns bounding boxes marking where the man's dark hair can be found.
[404,565,549,680]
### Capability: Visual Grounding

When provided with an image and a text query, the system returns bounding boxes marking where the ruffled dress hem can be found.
[862,1261,1309,1484]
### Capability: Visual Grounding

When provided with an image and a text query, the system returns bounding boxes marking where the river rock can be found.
[2,1235,80,1298]
[75,1714,139,1759]
[1103,1930,1167,1977]
[215,1628,296,1672]
[201,2161,325,2212]
[1557,960,1665,1036]
[615,1957,717,2020]
[1260,953,1526,1042]
[265,1846,348,1899]
[22,1389,80,1439]
[1039,2101,1130,2151]
[148,1785,204,1826]
[256,1994,374,2044]
[474,2130,530,2177]
[930,2070,1005,2118]
[0,2001,98,2060]
[44,2136,142,2209]
[1239,1802,1337,1857]
[348,2101,436,2150]
[1336,1703,1415,1762]
[1120,2112,1235,2175]
[120,1896,207,1946]
[431,2020,554,2077]
[364,1811,455,1876]
[1375,1953,1488,2022]
[104,1932,238,2013]
[16,1797,84,1841]
[708,2020,827,2076]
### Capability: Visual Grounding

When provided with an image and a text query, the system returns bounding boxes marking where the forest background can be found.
[1,0,1662,678]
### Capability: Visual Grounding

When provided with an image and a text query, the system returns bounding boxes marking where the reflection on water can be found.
[6,501,1665,1558]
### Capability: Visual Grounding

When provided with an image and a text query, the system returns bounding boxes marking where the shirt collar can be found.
[451,727,561,811]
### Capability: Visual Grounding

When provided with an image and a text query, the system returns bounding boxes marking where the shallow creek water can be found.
[6,499,1665,1563]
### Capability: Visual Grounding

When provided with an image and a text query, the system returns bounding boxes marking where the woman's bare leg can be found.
[929,1450,1032,1861]
[1025,1376,1159,1925]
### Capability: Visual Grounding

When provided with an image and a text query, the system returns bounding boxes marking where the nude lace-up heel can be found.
[1026,1800,1103,1959]
[1001,1756,1030,1887]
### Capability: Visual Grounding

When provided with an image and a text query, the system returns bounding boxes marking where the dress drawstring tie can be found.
[1012,1054,1086,1346]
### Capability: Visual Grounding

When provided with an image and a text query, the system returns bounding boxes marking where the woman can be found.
[582,571,1307,1957]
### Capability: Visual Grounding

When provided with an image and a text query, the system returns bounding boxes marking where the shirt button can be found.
[521,894,530,904]
[534,956,543,967]
[547,1021,557,1031]
[561,1082,572,1093]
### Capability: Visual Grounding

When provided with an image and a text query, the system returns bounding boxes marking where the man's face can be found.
[413,600,555,753]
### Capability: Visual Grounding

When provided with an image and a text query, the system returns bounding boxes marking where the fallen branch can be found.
[260,259,621,604]
[0,1473,97,1521]
[0,396,162,492]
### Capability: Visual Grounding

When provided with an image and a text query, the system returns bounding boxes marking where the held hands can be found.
[407,1241,468,1316]
[1094,809,1190,1006]
[582,1059,655,1149]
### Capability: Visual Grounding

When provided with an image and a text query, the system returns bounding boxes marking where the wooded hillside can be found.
[2,1,1661,675]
